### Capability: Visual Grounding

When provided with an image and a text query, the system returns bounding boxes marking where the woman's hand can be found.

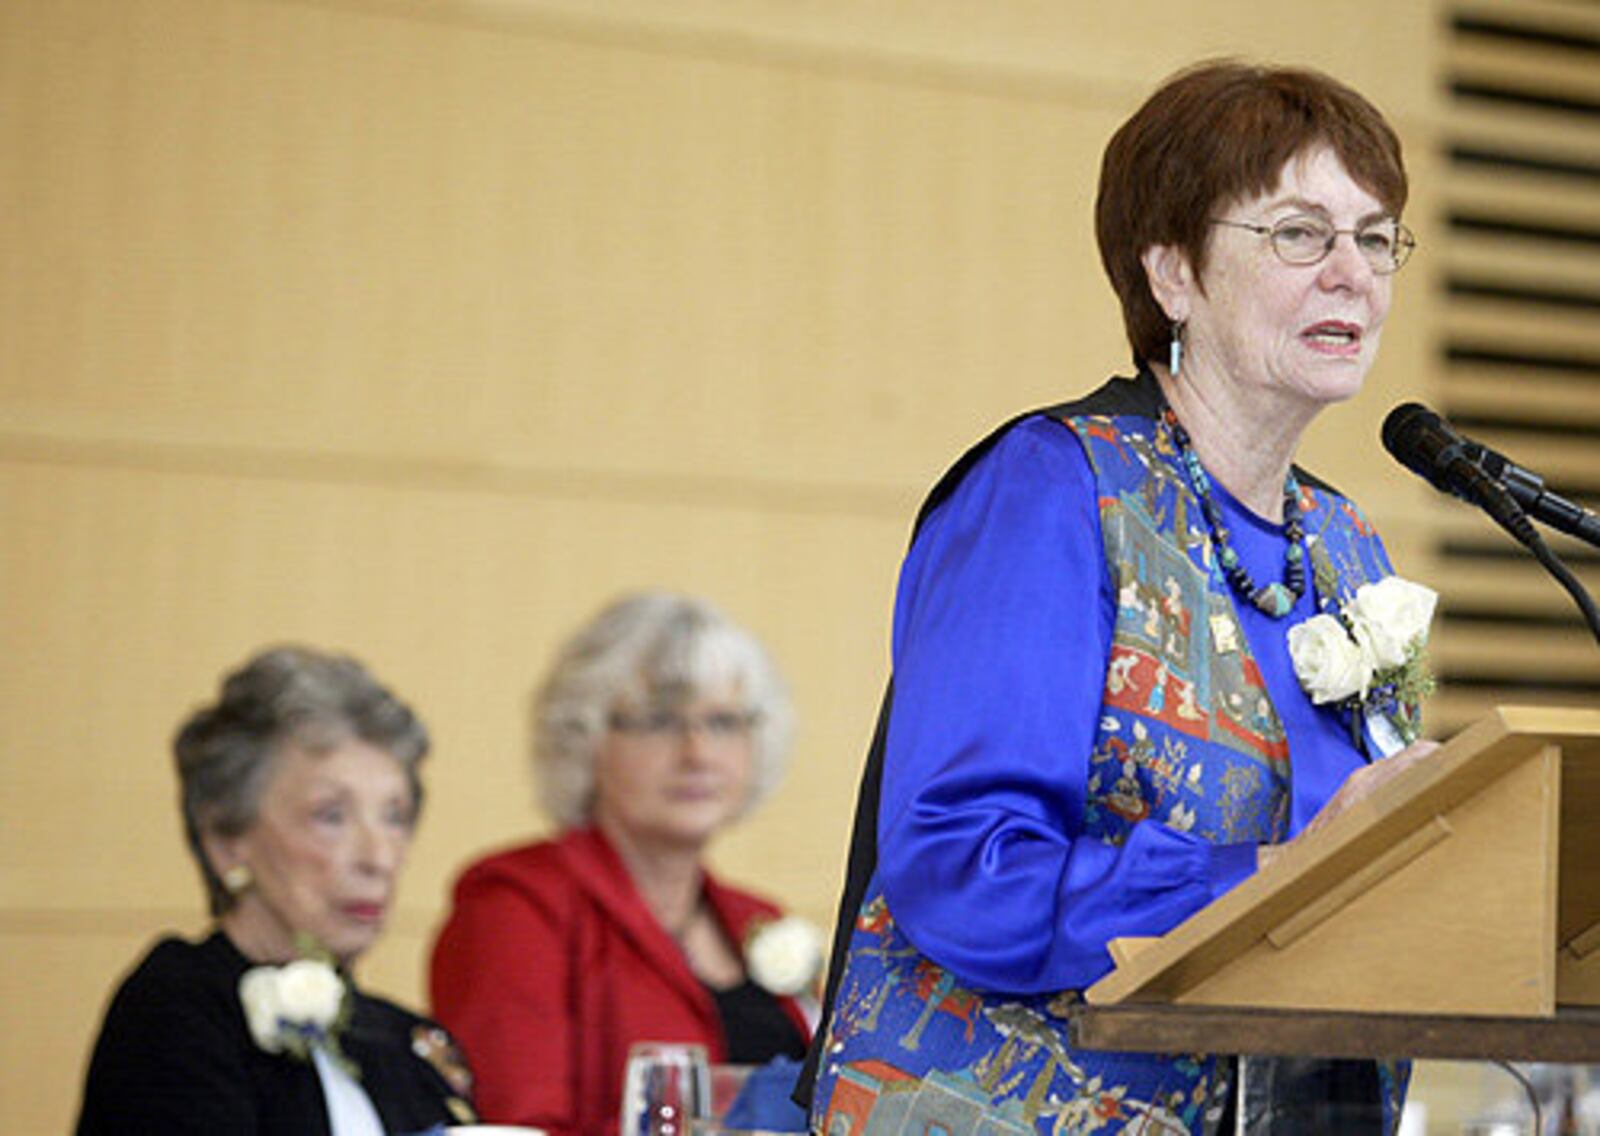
[1257,739,1441,873]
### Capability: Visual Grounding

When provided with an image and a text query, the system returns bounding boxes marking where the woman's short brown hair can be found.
[1096,59,1408,365]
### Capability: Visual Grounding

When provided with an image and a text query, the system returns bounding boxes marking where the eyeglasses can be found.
[1209,213,1416,274]
[608,708,759,741]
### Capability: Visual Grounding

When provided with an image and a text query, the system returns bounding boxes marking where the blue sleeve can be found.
[878,417,1258,994]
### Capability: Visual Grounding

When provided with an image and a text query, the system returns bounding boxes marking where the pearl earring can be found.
[222,864,254,895]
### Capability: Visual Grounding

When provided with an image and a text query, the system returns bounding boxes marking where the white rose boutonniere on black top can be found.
[238,951,355,1076]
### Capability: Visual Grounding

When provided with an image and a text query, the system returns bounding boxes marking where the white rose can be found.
[745,915,824,998]
[1348,577,1438,670]
[275,959,345,1028]
[239,967,287,1052]
[1287,613,1372,704]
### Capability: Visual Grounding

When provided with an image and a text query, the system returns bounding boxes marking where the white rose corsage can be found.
[1288,575,1438,748]
[238,952,355,1075]
[744,914,824,998]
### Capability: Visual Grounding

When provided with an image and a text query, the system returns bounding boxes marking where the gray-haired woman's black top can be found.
[77,931,473,1135]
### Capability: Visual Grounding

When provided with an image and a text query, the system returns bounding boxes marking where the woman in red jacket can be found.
[430,593,816,1134]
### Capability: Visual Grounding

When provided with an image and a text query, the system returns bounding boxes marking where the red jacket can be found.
[429,827,812,1134]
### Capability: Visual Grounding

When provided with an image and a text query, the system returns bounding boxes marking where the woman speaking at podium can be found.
[802,60,1439,1136]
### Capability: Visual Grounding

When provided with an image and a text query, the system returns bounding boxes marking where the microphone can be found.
[1460,438,1600,548]
[1380,403,1538,546]
[1384,402,1600,648]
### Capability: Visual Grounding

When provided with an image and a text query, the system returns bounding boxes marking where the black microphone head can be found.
[1381,401,1471,497]
[1380,402,1440,460]
[1382,402,1545,547]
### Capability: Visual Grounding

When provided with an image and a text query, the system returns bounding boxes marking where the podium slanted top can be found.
[1087,705,1600,1019]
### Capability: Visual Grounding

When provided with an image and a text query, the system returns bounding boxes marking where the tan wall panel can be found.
[0,457,903,914]
[328,0,1438,119]
[2,0,1438,490]
[2,0,1133,489]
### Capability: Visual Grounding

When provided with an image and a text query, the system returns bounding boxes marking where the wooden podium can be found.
[1070,706,1600,1062]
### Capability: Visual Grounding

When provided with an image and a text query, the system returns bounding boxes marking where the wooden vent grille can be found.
[1432,0,1600,734]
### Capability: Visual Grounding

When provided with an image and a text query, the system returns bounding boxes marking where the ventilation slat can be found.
[1444,369,1600,430]
[1441,304,1600,359]
[1433,562,1600,618]
[1444,332,1600,374]
[1446,167,1600,226]
[1452,1,1600,45]
[1450,81,1600,123]
[1448,212,1600,251]
[1444,103,1600,160]
[1448,142,1600,185]
[1435,625,1600,679]
[1429,3,1600,727]
[1438,511,1600,556]
[1445,278,1600,316]
[1448,39,1600,105]
[1444,239,1600,287]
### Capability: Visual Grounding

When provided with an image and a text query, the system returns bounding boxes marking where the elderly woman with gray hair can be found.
[430,592,814,1135]
[77,646,475,1135]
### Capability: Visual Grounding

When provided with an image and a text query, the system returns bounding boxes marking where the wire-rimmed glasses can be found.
[1210,213,1416,274]
[607,707,760,742]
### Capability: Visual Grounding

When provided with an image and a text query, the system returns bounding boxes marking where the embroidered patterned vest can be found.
[1068,408,1395,852]
[804,377,1409,1136]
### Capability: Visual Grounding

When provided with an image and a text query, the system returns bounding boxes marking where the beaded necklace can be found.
[1161,405,1307,619]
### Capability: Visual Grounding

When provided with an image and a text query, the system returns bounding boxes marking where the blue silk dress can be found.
[804,370,1416,1136]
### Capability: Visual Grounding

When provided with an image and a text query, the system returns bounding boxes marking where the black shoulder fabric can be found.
[77,932,467,1135]
[794,370,1158,1107]
[76,935,290,1135]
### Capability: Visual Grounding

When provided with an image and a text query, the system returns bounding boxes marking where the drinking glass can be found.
[708,1065,754,1127]
[619,1042,710,1136]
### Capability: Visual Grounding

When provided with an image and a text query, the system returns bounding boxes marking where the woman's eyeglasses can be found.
[1210,214,1416,274]
[608,709,758,741]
